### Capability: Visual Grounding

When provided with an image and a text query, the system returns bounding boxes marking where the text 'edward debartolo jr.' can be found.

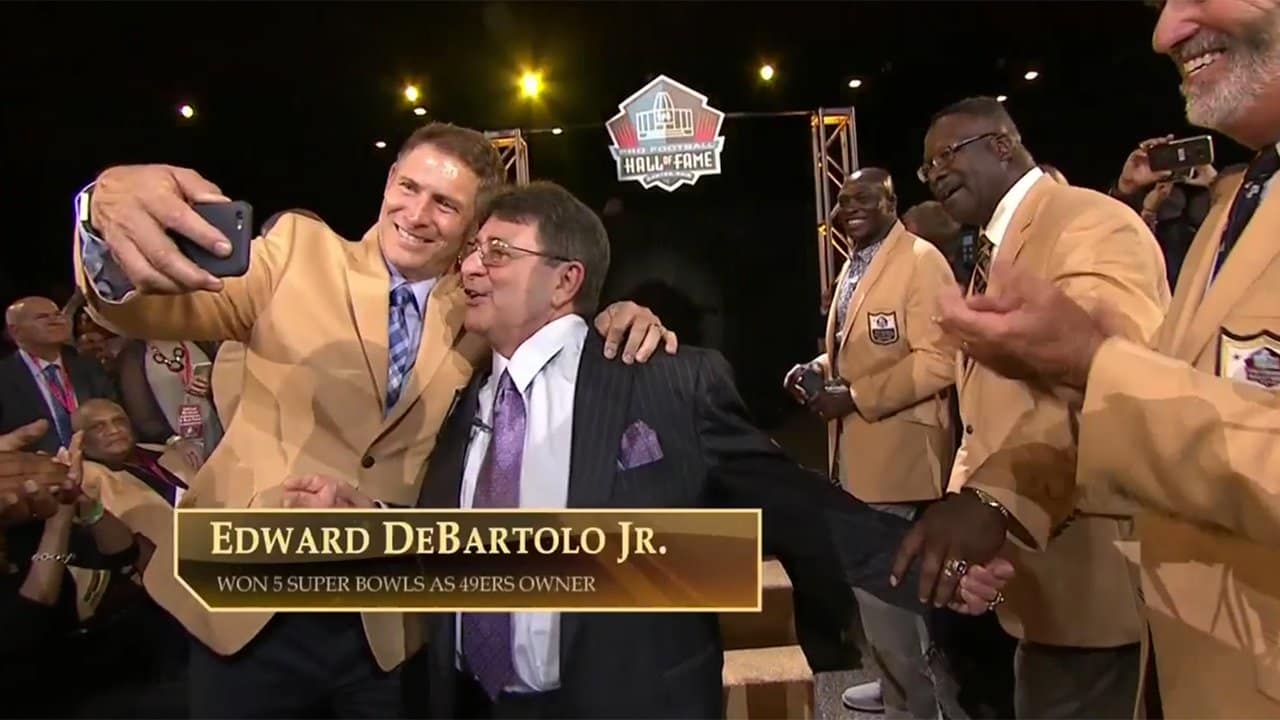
[207,520,667,564]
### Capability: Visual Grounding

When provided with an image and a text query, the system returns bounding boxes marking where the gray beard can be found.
[1185,19,1280,130]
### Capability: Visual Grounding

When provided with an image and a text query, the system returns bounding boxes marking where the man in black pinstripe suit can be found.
[288,181,1006,718]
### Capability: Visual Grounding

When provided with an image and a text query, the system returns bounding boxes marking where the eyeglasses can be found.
[462,236,576,268]
[917,132,1002,183]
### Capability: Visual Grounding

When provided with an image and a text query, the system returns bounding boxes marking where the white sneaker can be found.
[842,680,885,713]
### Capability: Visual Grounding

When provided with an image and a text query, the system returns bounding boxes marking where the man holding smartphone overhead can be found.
[1110,134,1217,287]
[70,122,676,718]
[784,168,966,719]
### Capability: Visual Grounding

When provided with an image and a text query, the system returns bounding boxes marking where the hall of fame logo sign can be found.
[606,75,726,191]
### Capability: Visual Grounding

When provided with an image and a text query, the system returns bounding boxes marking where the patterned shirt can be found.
[833,237,886,345]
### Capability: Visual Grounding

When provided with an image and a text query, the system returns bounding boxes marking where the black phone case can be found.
[170,201,254,278]
[799,368,825,398]
[1148,137,1214,173]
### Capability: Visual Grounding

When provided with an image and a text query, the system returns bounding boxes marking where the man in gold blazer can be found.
[70,123,675,717]
[896,97,1170,719]
[932,3,1280,716]
[785,169,961,718]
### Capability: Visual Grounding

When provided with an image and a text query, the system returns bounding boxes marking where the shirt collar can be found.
[854,236,885,263]
[983,167,1044,248]
[383,255,438,312]
[491,315,589,394]
[19,348,62,372]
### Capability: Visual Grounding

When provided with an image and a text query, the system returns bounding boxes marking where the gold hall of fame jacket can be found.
[75,213,488,671]
[818,222,956,504]
[948,176,1171,650]
[1077,168,1280,718]
[69,446,200,621]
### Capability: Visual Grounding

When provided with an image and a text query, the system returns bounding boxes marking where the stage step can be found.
[723,644,814,719]
[720,558,796,651]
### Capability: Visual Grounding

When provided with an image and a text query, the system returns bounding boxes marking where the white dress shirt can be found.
[982,166,1045,257]
[456,313,587,693]
[18,349,74,422]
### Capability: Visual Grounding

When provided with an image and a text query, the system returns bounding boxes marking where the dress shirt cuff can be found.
[77,184,137,304]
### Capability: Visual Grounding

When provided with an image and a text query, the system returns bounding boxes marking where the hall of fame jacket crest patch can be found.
[868,312,899,345]
[1218,329,1280,389]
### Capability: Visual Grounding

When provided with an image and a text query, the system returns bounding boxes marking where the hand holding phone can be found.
[168,202,254,279]
[187,361,214,399]
[797,368,826,400]
[86,165,245,294]
[784,362,825,404]
[1147,136,1215,174]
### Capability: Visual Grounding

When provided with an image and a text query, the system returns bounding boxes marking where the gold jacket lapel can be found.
[1177,177,1280,362]
[1155,177,1234,356]
[344,227,392,405]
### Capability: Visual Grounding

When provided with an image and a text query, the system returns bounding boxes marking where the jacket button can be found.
[361,455,375,469]
[965,424,974,435]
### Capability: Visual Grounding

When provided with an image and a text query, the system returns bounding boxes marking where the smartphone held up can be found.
[167,201,254,278]
[1147,135,1215,177]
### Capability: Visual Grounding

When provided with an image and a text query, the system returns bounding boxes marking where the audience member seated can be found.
[77,399,200,507]
[73,399,200,717]
[116,338,223,453]
[0,297,118,454]
[0,420,161,718]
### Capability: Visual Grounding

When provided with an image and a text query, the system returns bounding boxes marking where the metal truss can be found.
[485,129,530,186]
[810,108,859,308]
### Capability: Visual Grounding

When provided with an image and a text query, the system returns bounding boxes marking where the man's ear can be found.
[993,134,1017,162]
[555,262,586,309]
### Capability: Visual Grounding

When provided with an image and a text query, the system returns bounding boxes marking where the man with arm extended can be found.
[894,98,1170,718]
[286,181,1008,719]
[72,123,675,718]
[932,3,1280,714]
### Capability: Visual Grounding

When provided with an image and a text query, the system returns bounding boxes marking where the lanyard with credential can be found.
[43,363,77,414]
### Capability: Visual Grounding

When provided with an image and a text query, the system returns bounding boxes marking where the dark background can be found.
[0,1,1248,430]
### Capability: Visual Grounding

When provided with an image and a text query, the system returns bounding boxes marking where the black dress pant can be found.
[189,613,403,719]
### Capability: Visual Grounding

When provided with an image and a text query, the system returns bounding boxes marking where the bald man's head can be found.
[5,296,71,356]
[836,167,898,248]
[74,399,135,464]
[903,201,963,252]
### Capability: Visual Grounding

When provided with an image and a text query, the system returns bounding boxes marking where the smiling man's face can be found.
[377,142,481,281]
[1155,0,1280,145]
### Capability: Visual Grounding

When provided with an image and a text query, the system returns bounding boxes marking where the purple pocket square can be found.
[618,420,664,470]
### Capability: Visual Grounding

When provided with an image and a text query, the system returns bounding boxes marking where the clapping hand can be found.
[0,421,80,526]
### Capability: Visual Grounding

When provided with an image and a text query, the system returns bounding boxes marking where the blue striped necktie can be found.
[385,285,418,413]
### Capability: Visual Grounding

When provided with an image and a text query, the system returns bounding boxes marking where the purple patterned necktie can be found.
[463,370,525,699]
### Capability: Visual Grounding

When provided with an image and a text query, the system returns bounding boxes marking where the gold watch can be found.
[962,486,1011,521]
